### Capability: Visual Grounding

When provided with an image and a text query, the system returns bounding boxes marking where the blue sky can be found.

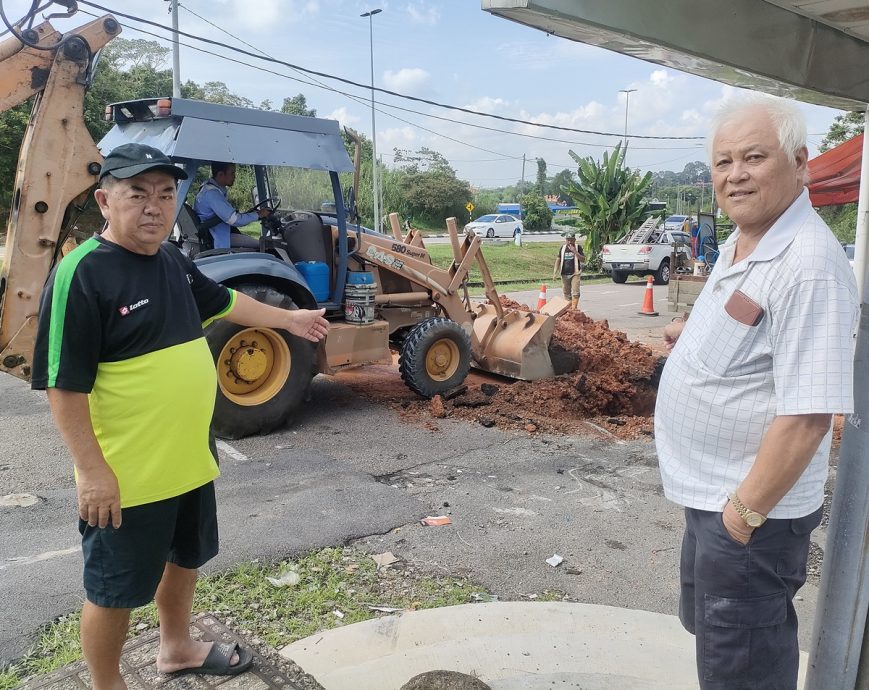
[6,0,846,187]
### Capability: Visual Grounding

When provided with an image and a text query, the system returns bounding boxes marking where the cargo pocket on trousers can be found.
[703,591,787,682]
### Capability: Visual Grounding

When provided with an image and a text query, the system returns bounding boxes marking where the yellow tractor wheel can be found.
[399,317,472,398]
[216,327,291,406]
[206,284,316,439]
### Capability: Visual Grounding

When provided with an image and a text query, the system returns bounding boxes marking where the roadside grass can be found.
[425,241,555,284]
[0,547,484,689]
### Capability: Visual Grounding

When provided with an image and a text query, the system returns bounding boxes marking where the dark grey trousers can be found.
[680,506,822,690]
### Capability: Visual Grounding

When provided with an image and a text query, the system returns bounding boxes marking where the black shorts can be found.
[79,482,219,609]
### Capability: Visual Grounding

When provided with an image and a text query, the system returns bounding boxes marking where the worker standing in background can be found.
[655,95,857,690]
[31,143,328,689]
[553,230,585,310]
[193,162,270,250]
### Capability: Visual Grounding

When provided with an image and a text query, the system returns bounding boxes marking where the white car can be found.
[662,214,690,232]
[464,214,524,238]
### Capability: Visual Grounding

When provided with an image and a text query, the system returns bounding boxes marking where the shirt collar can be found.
[722,188,811,266]
[206,177,227,193]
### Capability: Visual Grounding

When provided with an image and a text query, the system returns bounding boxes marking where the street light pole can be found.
[166,0,181,97]
[361,8,382,233]
[619,88,636,163]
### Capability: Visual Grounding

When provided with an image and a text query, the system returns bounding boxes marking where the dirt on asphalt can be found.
[338,300,665,441]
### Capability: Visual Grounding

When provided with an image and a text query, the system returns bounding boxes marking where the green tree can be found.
[521,193,552,231]
[535,158,547,192]
[281,94,316,117]
[394,147,472,226]
[0,103,30,214]
[820,111,864,153]
[563,142,653,266]
[550,168,576,204]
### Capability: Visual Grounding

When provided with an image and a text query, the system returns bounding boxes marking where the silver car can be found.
[464,214,524,238]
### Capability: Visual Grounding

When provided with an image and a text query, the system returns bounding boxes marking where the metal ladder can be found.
[626,216,659,244]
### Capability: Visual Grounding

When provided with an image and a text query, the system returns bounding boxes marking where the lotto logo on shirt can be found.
[118,298,150,316]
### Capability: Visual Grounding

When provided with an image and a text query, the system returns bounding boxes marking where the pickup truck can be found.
[601,221,692,285]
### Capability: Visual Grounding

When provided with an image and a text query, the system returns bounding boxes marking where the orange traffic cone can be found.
[536,284,548,310]
[638,275,659,316]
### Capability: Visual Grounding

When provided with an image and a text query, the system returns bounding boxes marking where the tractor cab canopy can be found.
[98,97,356,225]
[100,98,354,173]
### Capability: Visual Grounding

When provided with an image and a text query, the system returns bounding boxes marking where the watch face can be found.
[746,513,764,528]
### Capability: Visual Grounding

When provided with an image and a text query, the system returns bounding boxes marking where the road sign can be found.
[466,202,474,213]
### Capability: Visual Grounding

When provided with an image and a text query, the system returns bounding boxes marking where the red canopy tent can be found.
[807,133,863,207]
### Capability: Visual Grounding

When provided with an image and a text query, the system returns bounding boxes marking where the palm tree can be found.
[563,142,653,266]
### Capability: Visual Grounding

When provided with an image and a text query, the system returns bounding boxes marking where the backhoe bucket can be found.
[471,297,570,380]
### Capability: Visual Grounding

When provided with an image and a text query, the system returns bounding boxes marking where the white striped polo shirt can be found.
[655,189,858,518]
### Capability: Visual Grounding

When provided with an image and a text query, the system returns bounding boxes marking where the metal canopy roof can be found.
[99,98,354,173]
[482,0,869,109]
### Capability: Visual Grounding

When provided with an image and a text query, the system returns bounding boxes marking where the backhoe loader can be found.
[0,9,571,439]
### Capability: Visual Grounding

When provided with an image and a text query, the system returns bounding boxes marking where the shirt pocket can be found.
[697,310,769,377]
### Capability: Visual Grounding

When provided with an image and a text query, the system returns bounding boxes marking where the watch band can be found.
[730,493,767,528]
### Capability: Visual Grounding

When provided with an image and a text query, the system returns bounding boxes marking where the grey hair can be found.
[100,174,118,190]
[707,93,807,165]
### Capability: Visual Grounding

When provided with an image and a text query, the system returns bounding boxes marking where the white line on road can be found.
[216,440,250,464]
[2,546,78,570]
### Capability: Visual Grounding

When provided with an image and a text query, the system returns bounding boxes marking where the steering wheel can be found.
[246,196,281,214]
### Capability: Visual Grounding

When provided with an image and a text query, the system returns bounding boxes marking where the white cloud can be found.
[650,69,673,88]
[382,68,430,94]
[228,0,317,29]
[325,107,360,128]
[379,126,418,150]
[464,97,511,113]
[406,3,440,25]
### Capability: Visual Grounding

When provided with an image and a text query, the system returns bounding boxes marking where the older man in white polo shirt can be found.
[655,95,858,690]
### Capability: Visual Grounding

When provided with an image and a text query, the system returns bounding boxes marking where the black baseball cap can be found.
[99,143,188,181]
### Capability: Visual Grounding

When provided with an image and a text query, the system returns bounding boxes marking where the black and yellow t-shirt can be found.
[32,236,237,508]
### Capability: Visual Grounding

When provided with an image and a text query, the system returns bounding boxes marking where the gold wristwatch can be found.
[730,493,767,528]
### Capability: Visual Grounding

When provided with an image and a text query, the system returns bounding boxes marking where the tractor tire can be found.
[207,284,316,439]
[654,259,671,285]
[611,270,628,284]
[399,317,472,398]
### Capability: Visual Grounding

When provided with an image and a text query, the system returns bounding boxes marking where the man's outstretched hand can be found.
[285,308,329,342]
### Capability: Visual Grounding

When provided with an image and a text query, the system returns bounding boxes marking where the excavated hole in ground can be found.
[337,298,666,441]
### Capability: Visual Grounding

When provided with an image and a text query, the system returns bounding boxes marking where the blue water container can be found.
[294,261,330,302]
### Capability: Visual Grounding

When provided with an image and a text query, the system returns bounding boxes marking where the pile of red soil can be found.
[338,300,663,441]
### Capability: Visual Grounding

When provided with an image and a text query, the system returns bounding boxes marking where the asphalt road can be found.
[0,283,823,667]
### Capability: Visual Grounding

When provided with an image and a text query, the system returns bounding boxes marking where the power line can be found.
[75,0,707,141]
[85,10,526,161]
[97,7,703,159]
[75,5,712,178]
[88,11,712,176]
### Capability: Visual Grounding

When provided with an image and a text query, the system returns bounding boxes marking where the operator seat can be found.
[281,211,330,265]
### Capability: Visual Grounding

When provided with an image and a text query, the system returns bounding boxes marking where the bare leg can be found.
[81,601,131,690]
[154,563,239,672]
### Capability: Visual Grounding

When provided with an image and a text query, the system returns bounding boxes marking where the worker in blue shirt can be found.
[193,162,271,249]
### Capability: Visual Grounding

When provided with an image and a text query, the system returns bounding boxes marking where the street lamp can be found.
[619,88,636,161]
[361,8,382,232]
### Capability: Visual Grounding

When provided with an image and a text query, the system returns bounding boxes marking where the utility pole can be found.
[361,9,382,233]
[619,88,636,164]
[169,0,181,98]
[519,153,526,220]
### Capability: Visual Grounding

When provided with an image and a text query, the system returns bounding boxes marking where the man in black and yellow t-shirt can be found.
[32,143,329,688]
[553,230,585,310]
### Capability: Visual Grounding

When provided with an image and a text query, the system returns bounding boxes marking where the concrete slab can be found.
[281,601,811,690]
[281,602,692,689]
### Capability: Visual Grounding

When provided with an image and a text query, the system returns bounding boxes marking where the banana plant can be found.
[563,142,653,263]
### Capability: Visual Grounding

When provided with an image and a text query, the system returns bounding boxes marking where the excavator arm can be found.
[0,14,120,380]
